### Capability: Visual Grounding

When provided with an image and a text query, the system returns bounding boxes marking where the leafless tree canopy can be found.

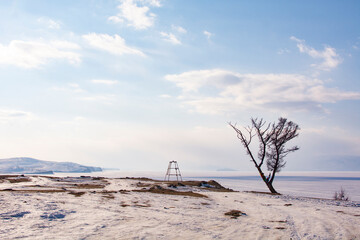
[229,117,300,193]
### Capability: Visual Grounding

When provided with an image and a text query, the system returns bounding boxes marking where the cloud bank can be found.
[0,109,35,121]
[108,0,161,30]
[165,69,360,114]
[83,33,145,57]
[291,36,342,71]
[160,32,181,45]
[0,40,81,69]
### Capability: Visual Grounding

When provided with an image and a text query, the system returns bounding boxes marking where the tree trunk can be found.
[255,167,278,194]
[265,182,278,194]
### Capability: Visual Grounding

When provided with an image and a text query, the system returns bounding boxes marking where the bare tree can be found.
[229,118,300,194]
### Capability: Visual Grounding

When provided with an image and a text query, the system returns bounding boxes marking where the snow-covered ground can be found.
[1,175,359,239]
[54,171,360,201]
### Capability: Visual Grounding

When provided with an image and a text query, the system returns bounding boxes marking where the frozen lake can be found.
[54,170,360,202]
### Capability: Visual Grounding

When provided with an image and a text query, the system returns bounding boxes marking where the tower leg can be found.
[164,161,182,182]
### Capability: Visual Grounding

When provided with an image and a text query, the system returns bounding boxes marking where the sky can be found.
[0,0,360,172]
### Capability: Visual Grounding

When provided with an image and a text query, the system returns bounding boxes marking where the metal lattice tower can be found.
[164,161,183,181]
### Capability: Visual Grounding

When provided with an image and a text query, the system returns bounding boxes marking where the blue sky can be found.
[0,0,359,171]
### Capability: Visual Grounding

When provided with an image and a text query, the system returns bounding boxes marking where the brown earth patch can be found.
[0,189,66,193]
[245,191,281,196]
[224,210,247,219]
[133,188,207,198]
[102,194,115,199]
[72,183,106,189]
[120,178,234,192]
[68,191,86,197]
[135,182,152,188]
[201,202,211,205]
[100,190,118,194]
[119,189,130,194]
[0,175,32,183]
[134,204,151,207]
[121,177,157,182]
[8,178,31,183]
[166,180,234,192]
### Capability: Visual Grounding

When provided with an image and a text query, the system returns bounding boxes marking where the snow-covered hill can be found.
[0,157,102,174]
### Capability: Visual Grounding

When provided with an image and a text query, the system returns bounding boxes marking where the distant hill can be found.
[0,157,102,174]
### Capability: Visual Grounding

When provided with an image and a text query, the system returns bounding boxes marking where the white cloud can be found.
[353,37,360,50]
[0,109,35,121]
[108,0,160,30]
[37,17,62,29]
[108,16,124,24]
[160,32,181,45]
[91,79,119,85]
[52,83,85,93]
[290,36,342,71]
[159,94,171,98]
[50,40,81,50]
[83,33,145,56]
[79,94,116,104]
[52,81,116,104]
[74,116,86,122]
[172,25,187,34]
[0,40,81,69]
[142,0,162,7]
[165,69,360,114]
[203,30,213,39]
[277,48,290,55]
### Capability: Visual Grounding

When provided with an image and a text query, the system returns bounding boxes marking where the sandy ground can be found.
[0,175,359,240]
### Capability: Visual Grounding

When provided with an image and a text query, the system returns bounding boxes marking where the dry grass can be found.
[121,177,157,182]
[133,188,207,198]
[68,191,86,197]
[119,189,130,194]
[0,175,21,179]
[40,176,61,179]
[224,210,247,219]
[102,194,115,199]
[245,191,281,195]
[201,202,211,205]
[8,178,32,183]
[334,187,350,201]
[135,182,152,188]
[72,183,106,189]
[0,189,66,193]
[0,175,32,183]
[165,180,233,191]
[121,178,234,192]
[134,203,151,207]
